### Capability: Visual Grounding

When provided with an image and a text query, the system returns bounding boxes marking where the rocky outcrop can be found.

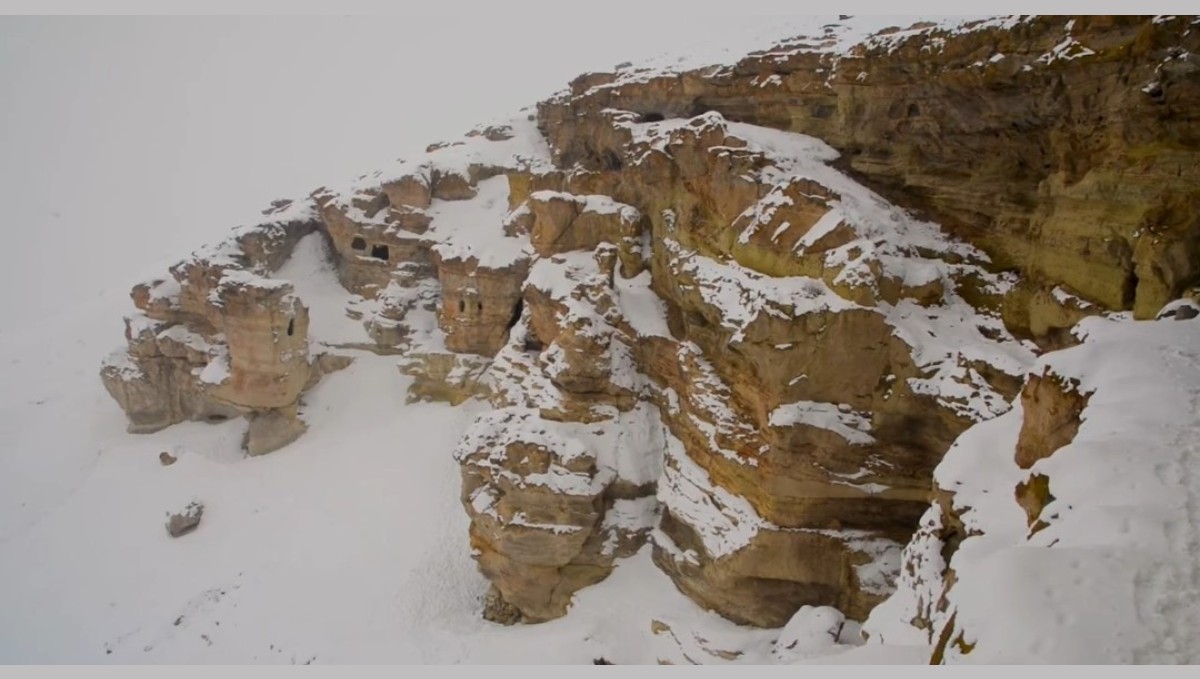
[102,119,549,454]
[540,15,1200,336]
[1013,369,1091,469]
[433,253,528,356]
[101,202,324,454]
[431,107,1037,626]
[452,250,662,622]
[866,312,1200,663]
[100,13,1200,646]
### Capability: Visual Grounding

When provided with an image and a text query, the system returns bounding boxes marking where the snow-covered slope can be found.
[865,313,1200,663]
[0,237,726,663]
[0,233,905,664]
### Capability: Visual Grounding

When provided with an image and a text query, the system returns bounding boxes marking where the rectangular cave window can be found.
[351,236,367,251]
[370,244,389,261]
[286,318,295,336]
[458,299,466,313]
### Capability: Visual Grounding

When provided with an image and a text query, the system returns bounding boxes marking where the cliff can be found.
[98,14,1200,663]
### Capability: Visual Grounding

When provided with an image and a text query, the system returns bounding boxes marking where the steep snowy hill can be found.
[2,14,1199,665]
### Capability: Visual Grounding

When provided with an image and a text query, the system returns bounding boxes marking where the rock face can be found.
[434,253,528,356]
[540,15,1200,336]
[430,106,1034,625]
[101,13,1200,641]
[866,314,1200,663]
[100,119,548,454]
[101,202,323,454]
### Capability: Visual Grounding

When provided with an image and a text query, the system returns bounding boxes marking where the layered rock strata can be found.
[100,14,1200,635]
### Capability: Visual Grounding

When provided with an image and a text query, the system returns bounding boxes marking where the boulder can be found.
[166,502,204,538]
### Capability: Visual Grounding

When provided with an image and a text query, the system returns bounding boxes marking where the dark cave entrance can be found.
[510,299,542,352]
[370,244,390,261]
[1124,268,1140,308]
[507,298,523,331]
[286,318,295,336]
[351,236,367,251]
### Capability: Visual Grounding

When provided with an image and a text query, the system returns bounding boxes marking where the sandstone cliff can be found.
[99,13,1200,655]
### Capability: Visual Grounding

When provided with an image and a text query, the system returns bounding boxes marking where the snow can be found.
[429,175,530,270]
[157,324,216,355]
[16,12,1200,666]
[867,315,1200,663]
[613,270,672,339]
[4,14,1071,667]
[576,15,1000,96]
[0,240,791,665]
[215,268,292,294]
[637,114,1034,421]
[1036,35,1097,65]
[771,606,850,662]
[1051,284,1095,310]
[529,190,641,223]
[603,497,660,535]
[146,276,182,304]
[329,113,551,214]
[666,234,862,344]
[768,401,875,446]
[655,429,772,559]
[196,347,231,386]
[273,233,373,349]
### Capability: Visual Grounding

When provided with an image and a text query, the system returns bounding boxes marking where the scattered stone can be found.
[159,451,177,466]
[1156,299,1200,321]
[1177,306,1200,320]
[165,502,204,538]
[480,586,523,625]
[244,408,307,457]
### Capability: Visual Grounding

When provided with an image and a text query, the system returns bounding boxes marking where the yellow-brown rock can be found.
[434,253,529,357]
[102,208,328,455]
[540,15,1200,333]
[1014,369,1091,469]
[528,191,643,257]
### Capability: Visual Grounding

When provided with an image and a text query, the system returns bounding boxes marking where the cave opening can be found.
[507,298,523,331]
[458,299,466,313]
[351,236,367,251]
[1124,269,1140,308]
[509,298,542,352]
[370,244,390,261]
[286,318,294,336]
[641,112,665,123]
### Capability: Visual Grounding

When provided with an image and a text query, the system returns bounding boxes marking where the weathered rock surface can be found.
[866,312,1200,663]
[100,13,1200,642]
[101,202,322,456]
[541,15,1200,334]
[166,501,204,538]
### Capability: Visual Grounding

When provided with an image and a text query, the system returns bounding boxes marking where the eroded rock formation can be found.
[101,203,326,455]
[100,14,1200,641]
